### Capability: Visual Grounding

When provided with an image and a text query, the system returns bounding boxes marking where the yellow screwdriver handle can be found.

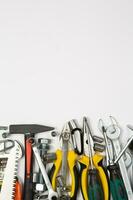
[67,150,79,198]
[51,149,62,190]
[93,154,109,200]
[78,155,89,200]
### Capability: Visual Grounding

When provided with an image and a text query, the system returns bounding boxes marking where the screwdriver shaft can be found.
[114,135,133,163]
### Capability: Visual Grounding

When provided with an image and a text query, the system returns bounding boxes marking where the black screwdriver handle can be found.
[24,177,33,200]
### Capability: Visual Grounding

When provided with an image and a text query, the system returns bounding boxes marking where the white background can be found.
[0,0,133,199]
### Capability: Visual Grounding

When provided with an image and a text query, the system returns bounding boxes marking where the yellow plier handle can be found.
[50,149,79,200]
[79,154,109,200]
[93,154,109,200]
[50,149,62,190]
[67,150,79,199]
[78,155,90,200]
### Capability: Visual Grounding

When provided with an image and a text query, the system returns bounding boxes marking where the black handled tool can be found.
[99,120,128,200]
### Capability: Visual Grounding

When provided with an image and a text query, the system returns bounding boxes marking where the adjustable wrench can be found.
[31,140,58,200]
[106,121,133,199]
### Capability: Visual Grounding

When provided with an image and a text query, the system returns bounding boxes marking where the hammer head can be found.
[9,124,54,136]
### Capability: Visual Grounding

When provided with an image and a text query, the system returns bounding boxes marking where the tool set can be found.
[0,117,133,200]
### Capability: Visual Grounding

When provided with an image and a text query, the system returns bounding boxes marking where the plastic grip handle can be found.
[24,177,33,200]
[50,150,79,199]
[70,165,79,200]
[68,151,79,199]
[79,155,89,200]
[108,164,128,200]
[110,179,128,200]
[51,150,62,190]
[14,180,22,200]
[24,138,33,200]
[93,154,109,200]
[26,140,32,175]
[88,168,104,200]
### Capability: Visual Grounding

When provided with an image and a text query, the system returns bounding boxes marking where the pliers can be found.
[78,117,109,200]
[49,123,79,200]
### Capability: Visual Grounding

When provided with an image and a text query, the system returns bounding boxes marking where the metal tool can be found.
[43,153,57,163]
[84,119,104,144]
[68,119,84,155]
[105,116,133,199]
[127,124,133,189]
[0,140,23,200]
[0,139,15,152]
[56,175,71,200]
[50,123,79,200]
[127,124,133,152]
[114,135,133,163]
[79,117,109,200]
[37,138,51,193]
[92,135,104,143]
[93,143,105,152]
[31,139,58,200]
[34,139,57,199]
[99,119,128,200]
[61,124,70,184]
[9,124,54,200]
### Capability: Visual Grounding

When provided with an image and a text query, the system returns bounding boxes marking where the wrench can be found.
[56,124,71,199]
[61,125,70,184]
[106,120,133,199]
[32,140,58,200]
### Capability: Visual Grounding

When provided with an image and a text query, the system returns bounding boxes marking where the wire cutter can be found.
[49,123,79,200]
[78,117,109,200]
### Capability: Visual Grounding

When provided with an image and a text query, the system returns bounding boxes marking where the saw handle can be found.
[14,179,22,200]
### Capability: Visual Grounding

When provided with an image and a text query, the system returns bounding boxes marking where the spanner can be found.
[106,117,133,199]
[61,125,70,184]
[31,139,58,200]
[57,123,71,199]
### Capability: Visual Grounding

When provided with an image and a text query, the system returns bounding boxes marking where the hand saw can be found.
[0,140,23,200]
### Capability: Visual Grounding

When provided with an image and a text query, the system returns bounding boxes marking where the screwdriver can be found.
[84,117,104,200]
[99,119,128,200]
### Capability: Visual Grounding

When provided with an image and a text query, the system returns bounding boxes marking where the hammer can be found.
[9,124,54,200]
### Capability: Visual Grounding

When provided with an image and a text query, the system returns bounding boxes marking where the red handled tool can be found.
[9,124,54,200]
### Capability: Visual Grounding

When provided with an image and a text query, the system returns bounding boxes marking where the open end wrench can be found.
[31,140,58,200]
[106,122,133,199]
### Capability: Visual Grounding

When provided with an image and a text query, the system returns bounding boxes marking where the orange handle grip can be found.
[14,180,22,200]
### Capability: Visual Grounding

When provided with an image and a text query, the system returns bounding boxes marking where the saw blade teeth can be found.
[11,194,15,200]
[0,141,22,200]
